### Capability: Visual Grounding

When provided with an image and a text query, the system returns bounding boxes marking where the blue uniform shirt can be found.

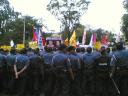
[82,53,96,67]
[15,54,29,69]
[110,50,128,67]
[52,51,71,70]
[43,52,54,65]
[0,53,6,68]
[93,50,101,59]
[6,53,16,66]
[68,53,81,70]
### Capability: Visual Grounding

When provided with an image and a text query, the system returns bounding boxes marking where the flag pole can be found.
[23,17,26,46]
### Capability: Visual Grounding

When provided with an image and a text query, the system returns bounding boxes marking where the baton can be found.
[110,75,120,95]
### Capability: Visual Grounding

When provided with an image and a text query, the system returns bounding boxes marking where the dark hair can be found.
[86,47,92,53]
[27,48,33,52]
[106,47,110,53]
[20,48,27,54]
[10,49,16,54]
[46,47,52,52]
[116,42,123,50]
[34,48,39,54]
[81,47,85,52]
[58,44,67,51]
[0,48,4,53]
[67,46,75,52]
[76,48,81,52]
[100,46,106,55]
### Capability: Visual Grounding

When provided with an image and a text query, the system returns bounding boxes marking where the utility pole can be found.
[23,17,25,45]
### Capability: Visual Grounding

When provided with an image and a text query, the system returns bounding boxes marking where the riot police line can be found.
[0,42,127,96]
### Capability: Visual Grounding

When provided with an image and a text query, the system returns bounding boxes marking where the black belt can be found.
[116,67,128,70]
[44,64,51,69]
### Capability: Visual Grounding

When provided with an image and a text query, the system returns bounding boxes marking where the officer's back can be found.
[14,48,29,96]
[83,47,95,69]
[52,45,70,71]
[0,49,6,92]
[43,47,53,66]
[110,42,128,96]
[6,49,16,67]
[0,49,6,68]
[52,44,72,96]
[27,49,44,96]
[67,46,83,96]
[15,49,29,70]
[95,46,111,96]
[67,46,81,71]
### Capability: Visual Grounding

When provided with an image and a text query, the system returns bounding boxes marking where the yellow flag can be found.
[64,38,69,46]
[94,41,101,50]
[70,31,76,47]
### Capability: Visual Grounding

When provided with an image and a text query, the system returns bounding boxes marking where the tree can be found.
[0,0,20,34]
[0,16,38,44]
[121,0,128,40]
[47,0,90,42]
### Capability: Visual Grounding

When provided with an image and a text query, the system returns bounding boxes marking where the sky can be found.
[9,0,125,33]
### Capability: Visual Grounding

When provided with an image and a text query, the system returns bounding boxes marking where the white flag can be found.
[10,40,14,47]
[38,29,43,49]
[82,28,86,45]
[89,34,93,47]
[115,32,120,43]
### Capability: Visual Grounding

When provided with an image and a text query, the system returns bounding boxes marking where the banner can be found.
[0,45,11,51]
[29,41,38,49]
[16,44,25,50]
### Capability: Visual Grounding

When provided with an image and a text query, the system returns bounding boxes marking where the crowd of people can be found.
[0,42,128,96]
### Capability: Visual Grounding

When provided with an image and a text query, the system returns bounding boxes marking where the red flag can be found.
[32,27,38,41]
[93,32,96,44]
[33,31,38,41]
[101,35,108,45]
[42,34,46,46]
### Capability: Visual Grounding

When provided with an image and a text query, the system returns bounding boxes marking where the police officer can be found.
[52,44,74,96]
[27,48,34,57]
[14,48,29,96]
[80,47,86,55]
[95,46,111,96]
[76,47,81,57]
[82,47,96,96]
[26,48,44,96]
[110,42,128,96]
[42,47,54,96]
[67,46,83,96]
[6,48,16,94]
[0,49,6,93]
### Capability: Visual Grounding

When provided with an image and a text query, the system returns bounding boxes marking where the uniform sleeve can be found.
[51,56,54,65]
[66,58,71,69]
[14,57,17,65]
[77,58,81,69]
[110,55,117,66]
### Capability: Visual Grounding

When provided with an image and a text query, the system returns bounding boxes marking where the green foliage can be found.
[47,0,90,40]
[121,1,128,40]
[0,0,19,33]
[0,0,51,45]
[121,14,128,40]
[0,16,38,44]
